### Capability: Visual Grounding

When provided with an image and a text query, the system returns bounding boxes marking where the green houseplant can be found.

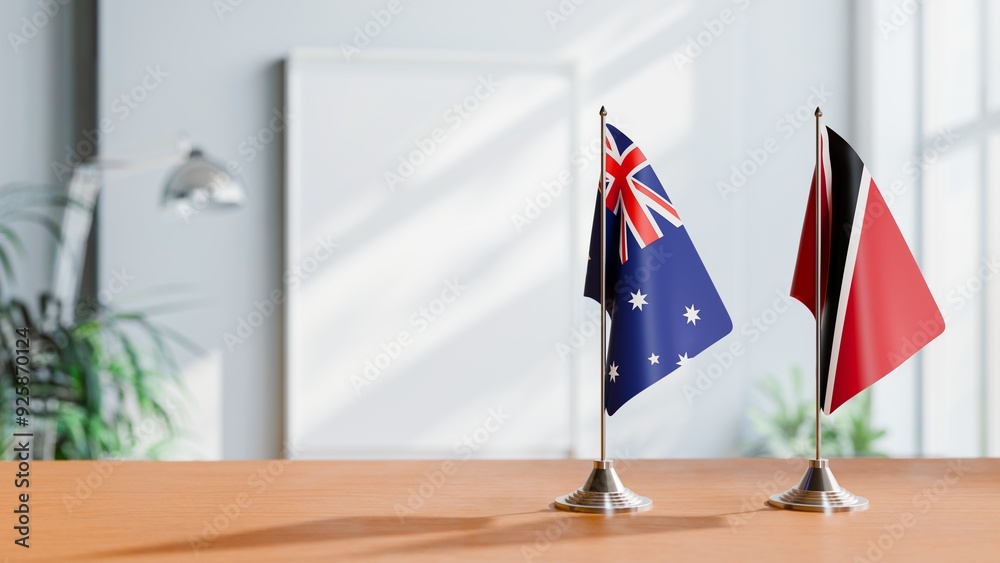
[744,366,888,458]
[0,183,190,460]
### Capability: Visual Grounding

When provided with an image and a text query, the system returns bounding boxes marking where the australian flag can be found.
[585,123,732,415]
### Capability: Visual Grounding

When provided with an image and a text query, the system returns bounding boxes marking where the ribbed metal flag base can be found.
[554,460,652,514]
[768,458,869,512]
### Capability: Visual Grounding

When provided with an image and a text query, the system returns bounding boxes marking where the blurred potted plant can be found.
[0,184,190,459]
[744,366,887,458]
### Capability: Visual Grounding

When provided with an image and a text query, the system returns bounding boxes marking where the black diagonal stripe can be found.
[819,127,865,413]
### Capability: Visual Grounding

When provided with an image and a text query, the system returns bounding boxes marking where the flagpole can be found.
[768,106,867,512]
[554,106,650,513]
[599,105,608,463]
[814,107,822,463]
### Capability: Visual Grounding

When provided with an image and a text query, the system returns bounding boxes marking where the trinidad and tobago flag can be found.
[791,125,944,414]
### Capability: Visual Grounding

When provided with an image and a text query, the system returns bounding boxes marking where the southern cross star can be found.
[683,304,700,325]
[629,290,649,311]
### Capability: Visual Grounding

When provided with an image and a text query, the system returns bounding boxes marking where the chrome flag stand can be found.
[554,107,652,514]
[768,108,868,513]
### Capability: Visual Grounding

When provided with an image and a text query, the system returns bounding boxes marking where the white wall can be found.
[97,0,853,459]
[0,0,75,300]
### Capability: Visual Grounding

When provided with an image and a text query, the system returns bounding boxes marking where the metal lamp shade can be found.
[162,149,245,209]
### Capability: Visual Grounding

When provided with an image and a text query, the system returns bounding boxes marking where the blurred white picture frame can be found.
[283,48,586,459]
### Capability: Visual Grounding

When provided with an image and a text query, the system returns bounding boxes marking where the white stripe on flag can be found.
[821,126,833,206]
[825,166,872,413]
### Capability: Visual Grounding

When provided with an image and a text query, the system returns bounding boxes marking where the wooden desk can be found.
[2,458,998,561]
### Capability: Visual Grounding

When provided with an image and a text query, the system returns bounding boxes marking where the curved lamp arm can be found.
[51,136,244,319]
[89,135,193,176]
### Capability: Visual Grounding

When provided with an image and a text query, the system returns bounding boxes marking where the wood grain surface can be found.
[1,458,997,561]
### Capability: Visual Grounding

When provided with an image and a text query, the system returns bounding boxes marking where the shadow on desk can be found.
[91,509,735,559]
